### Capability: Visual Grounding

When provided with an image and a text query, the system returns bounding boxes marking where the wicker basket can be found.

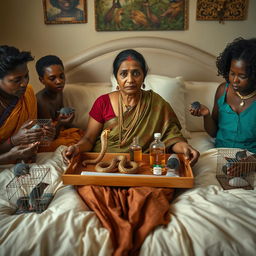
[216,149,256,190]
[6,167,53,214]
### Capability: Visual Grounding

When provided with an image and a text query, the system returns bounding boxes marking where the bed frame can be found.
[65,36,222,83]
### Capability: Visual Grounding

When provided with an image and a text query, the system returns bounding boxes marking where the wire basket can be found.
[32,119,52,146]
[216,149,256,190]
[6,167,53,214]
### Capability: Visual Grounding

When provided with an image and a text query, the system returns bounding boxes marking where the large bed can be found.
[0,37,255,256]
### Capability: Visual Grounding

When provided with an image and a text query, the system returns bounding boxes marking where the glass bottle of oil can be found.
[129,137,142,162]
[149,133,165,174]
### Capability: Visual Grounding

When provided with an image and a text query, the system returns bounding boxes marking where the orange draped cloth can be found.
[78,185,174,256]
[0,84,37,141]
[38,127,84,152]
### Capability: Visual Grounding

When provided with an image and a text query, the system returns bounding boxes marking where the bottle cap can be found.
[153,166,162,175]
[154,133,161,139]
[133,137,139,144]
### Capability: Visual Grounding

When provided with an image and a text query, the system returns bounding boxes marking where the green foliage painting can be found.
[95,0,188,31]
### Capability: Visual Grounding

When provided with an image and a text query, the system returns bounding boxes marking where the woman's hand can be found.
[43,123,56,141]
[62,145,79,165]
[10,142,39,163]
[11,120,43,146]
[189,103,210,117]
[172,141,200,166]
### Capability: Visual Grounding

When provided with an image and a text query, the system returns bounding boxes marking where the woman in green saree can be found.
[63,49,199,164]
[62,49,200,256]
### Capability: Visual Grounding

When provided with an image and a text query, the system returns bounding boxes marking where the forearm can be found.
[0,150,15,164]
[0,138,14,154]
[171,140,188,154]
[167,137,187,153]
[76,136,95,153]
[203,114,218,138]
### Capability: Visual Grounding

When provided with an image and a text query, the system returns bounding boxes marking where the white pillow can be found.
[184,81,219,132]
[111,74,190,138]
[63,82,112,129]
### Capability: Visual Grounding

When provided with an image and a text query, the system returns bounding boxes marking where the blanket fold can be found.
[77,185,174,256]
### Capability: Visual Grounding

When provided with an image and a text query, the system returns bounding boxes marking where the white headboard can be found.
[64,37,222,83]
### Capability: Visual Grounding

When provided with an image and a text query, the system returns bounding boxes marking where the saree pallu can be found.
[0,85,37,141]
[78,90,182,256]
[92,90,184,153]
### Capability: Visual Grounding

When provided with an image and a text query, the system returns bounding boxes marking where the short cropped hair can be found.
[216,37,256,84]
[0,45,34,79]
[50,0,79,9]
[113,49,148,79]
[36,55,64,77]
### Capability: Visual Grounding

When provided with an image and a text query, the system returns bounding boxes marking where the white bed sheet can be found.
[0,147,255,256]
[0,146,112,256]
[141,148,256,256]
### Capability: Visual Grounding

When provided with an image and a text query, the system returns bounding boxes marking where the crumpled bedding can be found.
[0,147,255,256]
[0,146,112,256]
[140,149,256,256]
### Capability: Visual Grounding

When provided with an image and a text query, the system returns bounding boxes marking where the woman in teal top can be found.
[190,37,256,153]
[215,83,256,153]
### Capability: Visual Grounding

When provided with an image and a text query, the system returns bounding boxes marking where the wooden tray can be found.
[62,153,194,188]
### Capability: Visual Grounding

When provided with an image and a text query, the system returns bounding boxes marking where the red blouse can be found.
[89,94,116,123]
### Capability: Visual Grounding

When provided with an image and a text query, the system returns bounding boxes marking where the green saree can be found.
[92,90,184,153]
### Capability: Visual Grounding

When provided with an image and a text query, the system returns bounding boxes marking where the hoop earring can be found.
[142,83,145,89]
[116,85,119,90]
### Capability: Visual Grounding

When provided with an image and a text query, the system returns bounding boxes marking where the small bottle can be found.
[129,137,142,162]
[149,133,166,175]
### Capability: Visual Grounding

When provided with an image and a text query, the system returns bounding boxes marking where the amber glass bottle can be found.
[129,137,142,162]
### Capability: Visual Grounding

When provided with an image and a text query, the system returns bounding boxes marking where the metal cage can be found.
[216,149,256,190]
[6,167,53,214]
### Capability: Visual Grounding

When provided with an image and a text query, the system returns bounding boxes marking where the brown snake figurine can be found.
[82,129,139,174]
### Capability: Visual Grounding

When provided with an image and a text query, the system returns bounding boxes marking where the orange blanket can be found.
[38,128,84,152]
[0,84,37,140]
[77,185,174,256]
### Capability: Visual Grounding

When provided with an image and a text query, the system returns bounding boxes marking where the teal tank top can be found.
[215,83,256,153]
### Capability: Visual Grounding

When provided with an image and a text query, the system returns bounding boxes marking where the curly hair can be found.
[113,49,148,79]
[216,37,256,84]
[0,45,34,79]
[50,0,79,9]
[36,55,64,77]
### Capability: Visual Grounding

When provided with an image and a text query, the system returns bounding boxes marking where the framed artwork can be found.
[95,0,188,31]
[196,0,248,23]
[43,0,87,24]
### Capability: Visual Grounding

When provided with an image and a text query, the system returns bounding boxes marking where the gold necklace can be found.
[236,90,256,106]
[118,92,142,147]
[122,102,134,112]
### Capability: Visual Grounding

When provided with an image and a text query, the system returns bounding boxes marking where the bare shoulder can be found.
[215,82,227,99]
[36,89,44,98]
[36,89,46,104]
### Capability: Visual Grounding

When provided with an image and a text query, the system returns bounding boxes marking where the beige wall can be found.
[0,0,255,92]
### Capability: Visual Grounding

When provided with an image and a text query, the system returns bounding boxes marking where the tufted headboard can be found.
[64,37,222,83]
